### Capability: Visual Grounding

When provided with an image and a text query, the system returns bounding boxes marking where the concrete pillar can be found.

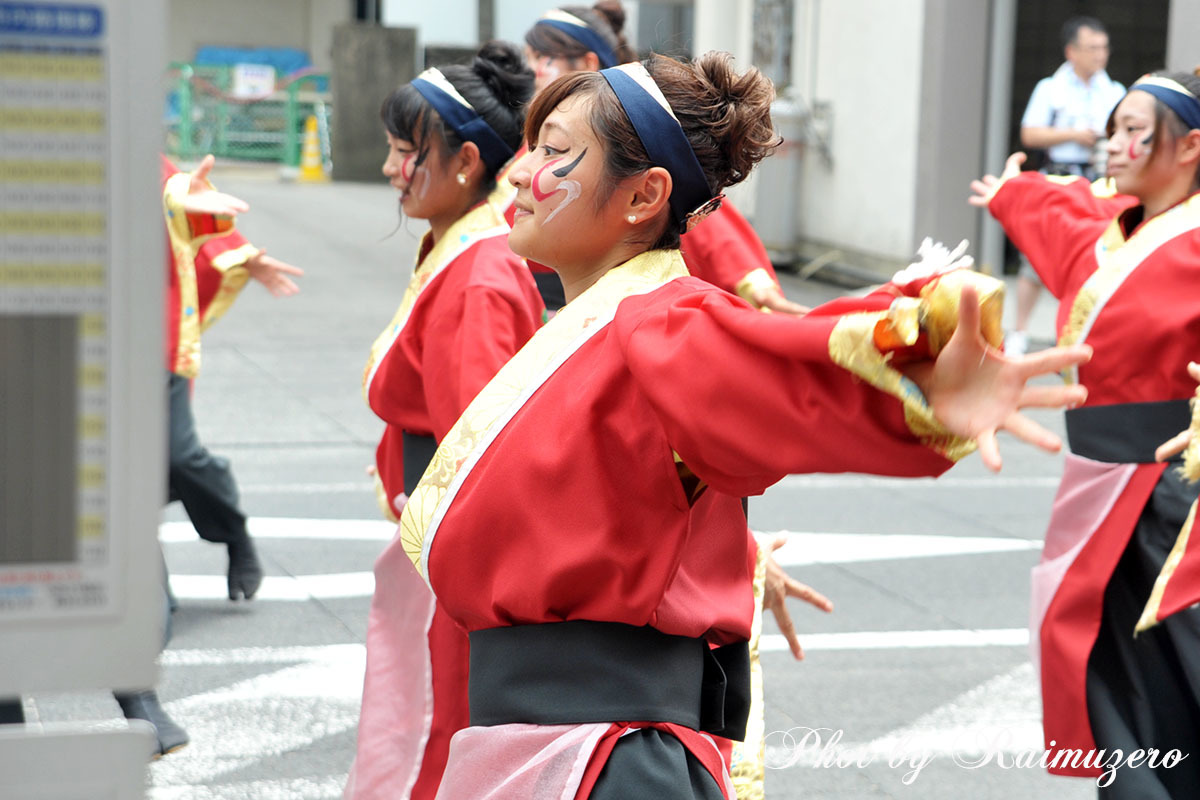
[1167,0,1200,72]
[912,0,991,253]
[330,23,417,182]
[977,0,1017,276]
[693,0,752,65]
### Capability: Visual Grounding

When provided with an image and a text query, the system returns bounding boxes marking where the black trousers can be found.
[1087,469,1200,799]
[168,372,248,544]
[590,728,724,800]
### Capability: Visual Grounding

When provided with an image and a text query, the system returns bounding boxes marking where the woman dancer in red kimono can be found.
[348,43,544,800]
[373,52,1091,800]
[517,2,803,315]
[970,71,1200,798]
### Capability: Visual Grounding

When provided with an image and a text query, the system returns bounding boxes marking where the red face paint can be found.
[1128,131,1153,161]
[400,152,417,183]
[531,157,566,201]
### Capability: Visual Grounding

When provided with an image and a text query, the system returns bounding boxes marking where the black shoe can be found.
[227,534,263,601]
[114,690,189,757]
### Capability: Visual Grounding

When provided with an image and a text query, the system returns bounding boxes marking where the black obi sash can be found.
[401,431,439,496]
[468,620,751,742]
[1065,400,1191,464]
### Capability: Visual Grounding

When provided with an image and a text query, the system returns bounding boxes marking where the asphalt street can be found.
[26,164,1094,800]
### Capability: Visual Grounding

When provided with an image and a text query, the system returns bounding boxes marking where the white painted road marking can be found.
[760,627,1029,653]
[160,517,397,543]
[169,572,376,601]
[764,531,1042,566]
[151,519,1047,799]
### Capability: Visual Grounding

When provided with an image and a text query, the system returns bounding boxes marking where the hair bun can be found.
[592,0,626,36]
[473,40,535,110]
[649,52,778,191]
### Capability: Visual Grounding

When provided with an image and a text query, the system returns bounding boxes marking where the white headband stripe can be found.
[610,62,679,123]
[414,68,473,111]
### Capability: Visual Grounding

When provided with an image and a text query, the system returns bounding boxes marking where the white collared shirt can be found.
[1022,62,1126,165]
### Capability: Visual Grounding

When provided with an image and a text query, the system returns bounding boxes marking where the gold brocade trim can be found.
[1045,174,1085,187]
[373,471,399,523]
[1090,177,1118,198]
[1184,386,1200,483]
[827,313,975,462]
[200,243,257,332]
[399,249,690,575]
[1059,195,1200,383]
[735,268,778,311]
[209,242,259,272]
[917,270,1005,356]
[1135,498,1197,634]
[731,538,768,800]
[164,173,202,377]
[485,177,517,218]
[163,170,245,377]
[362,201,510,403]
[673,450,708,506]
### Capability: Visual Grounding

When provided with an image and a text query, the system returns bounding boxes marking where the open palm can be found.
[908,284,1091,470]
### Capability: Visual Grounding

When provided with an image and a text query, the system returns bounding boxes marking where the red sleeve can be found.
[988,172,1135,298]
[616,281,956,499]
[421,285,541,441]
[679,202,778,295]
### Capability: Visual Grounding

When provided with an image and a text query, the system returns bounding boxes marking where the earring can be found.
[456,173,467,185]
[627,215,637,224]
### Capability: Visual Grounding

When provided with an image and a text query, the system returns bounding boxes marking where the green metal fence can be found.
[164,63,332,167]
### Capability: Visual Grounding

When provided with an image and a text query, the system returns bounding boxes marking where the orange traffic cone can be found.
[298,115,327,182]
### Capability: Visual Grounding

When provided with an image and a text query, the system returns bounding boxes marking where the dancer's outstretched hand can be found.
[749,283,810,316]
[904,284,1091,471]
[968,152,1026,207]
[762,537,832,661]
[1155,361,1200,462]
[183,154,250,217]
[247,249,304,297]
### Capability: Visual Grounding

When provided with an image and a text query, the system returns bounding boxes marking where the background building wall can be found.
[1167,0,1200,72]
[382,0,478,49]
[169,0,352,71]
[912,0,990,255]
[789,0,925,267]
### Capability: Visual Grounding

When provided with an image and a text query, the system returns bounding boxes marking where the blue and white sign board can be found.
[0,0,165,702]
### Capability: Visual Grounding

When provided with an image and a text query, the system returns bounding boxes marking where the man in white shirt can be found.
[1007,16,1125,355]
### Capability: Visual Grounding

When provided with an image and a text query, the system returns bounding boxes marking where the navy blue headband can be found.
[536,18,617,69]
[599,65,716,228]
[1132,79,1200,131]
[411,70,515,174]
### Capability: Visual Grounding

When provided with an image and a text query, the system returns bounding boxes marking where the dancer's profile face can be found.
[507,94,627,269]
[380,129,459,221]
[1104,92,1167,198]
[524,46,579,93]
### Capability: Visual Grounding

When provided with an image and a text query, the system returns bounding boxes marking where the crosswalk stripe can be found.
[761,628,1029,653]
[169,572,375,601]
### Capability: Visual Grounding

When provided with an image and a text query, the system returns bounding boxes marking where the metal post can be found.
[177,63,193,159]
[285,79,301,167]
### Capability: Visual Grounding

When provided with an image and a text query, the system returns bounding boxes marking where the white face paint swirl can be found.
[531,149,588,226]
[542,179,580,224]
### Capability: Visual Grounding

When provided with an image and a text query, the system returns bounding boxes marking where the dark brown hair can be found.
[524,2,637,65]
[1107,71,1200,188]
[524,52,780,249]
[381,40,533,201]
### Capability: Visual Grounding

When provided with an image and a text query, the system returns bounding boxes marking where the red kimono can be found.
[386,248,978,799]
[988,171,1200,791]
[350,199,543,800]
[161,156,260,378]
[679,201,783,308]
